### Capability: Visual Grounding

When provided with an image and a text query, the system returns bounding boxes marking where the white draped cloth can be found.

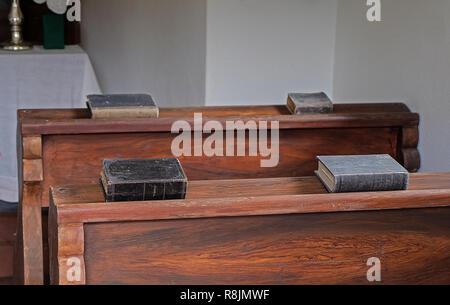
[0,45,101,202]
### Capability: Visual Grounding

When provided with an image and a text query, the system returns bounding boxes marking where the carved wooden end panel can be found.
[400,126,421,172]
[23,136,43,160]
[14,135,44,285]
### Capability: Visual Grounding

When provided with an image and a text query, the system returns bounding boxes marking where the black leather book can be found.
[100,158,187,202]
[286,92,333,115]
[87,94,159,119]
[315,154,409,193]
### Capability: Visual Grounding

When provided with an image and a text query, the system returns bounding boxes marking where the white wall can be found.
[80,0,450,171]
[81,0,206,107]
[333,0,450,171]
[205,0,338,106]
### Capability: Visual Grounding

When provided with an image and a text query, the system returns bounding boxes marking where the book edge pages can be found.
[286,96,296,114]
[314,170,335,193]
[90,106,159,119]
[100,170,110,195]
[99,177,111,202]
[318,161,336,191]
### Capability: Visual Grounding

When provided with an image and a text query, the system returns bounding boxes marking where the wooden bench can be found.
[49,173,450,285]
[16,103,420,284]
[0,209,16,284]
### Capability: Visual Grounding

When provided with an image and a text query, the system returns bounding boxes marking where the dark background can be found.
[0,0,80,45]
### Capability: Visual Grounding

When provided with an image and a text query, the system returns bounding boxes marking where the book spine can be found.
[106,181,187,202]
[335,172,409,193]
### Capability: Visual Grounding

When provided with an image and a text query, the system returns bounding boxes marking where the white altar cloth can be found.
[0,45,101,202]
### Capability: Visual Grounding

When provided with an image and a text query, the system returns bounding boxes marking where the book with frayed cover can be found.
[100,158,187,202]
[286,92,333,115]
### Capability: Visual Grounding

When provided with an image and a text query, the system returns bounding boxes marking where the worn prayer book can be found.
[315,154,409,193]
[87,94,159,119]
[286,92,333,114]
[100,158,187,202]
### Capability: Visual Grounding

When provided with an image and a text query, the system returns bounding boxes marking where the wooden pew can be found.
[49,173,450,285]
[0,211,16,284]
[16,103,420,284]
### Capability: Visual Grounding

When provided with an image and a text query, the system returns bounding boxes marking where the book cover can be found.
[101,158,187,202]
[87,94,159,119]
[286,92,333,115]
[315,154,409,193]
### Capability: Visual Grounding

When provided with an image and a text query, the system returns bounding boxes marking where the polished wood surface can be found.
[81,208,450,285]
[22,112,418,135]
[51,173,450,205]
[18,103,412,121]
[15,103,421,284]
[41,127,399,207]
[49,173,450,285]
[50,174,450,224]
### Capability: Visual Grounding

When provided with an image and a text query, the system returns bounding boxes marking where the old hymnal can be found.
[315,154,409,193]
[87,94,159,119]
[100,158,187,202]
[286,92,333,115]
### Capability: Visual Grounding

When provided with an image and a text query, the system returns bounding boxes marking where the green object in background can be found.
[43,13,65,49]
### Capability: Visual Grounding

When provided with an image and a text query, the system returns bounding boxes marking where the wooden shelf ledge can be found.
[50,173,450,225]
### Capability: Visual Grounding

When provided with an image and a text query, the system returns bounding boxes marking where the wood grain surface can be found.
[16,103,422,284]
[19,103,418,136]
[18,103,412,121]
[49,173,450,285]
[50,174,450,225]
[41,127,399,207]
[80,208,450,284]
[51,173,450,205]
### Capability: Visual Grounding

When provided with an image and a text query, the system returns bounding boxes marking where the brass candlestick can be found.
[2,0,32,51]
